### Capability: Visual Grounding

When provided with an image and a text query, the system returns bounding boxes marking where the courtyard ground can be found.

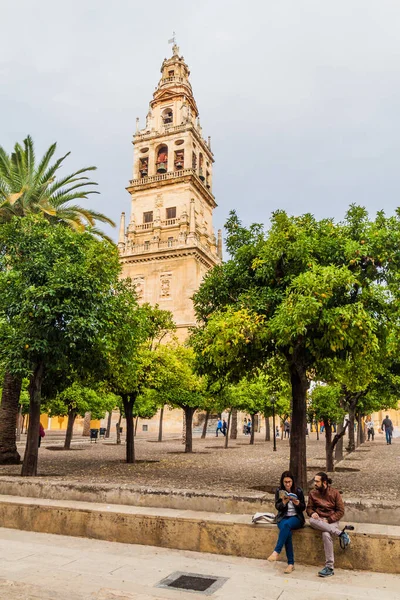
[0,430,398,501]
[0,527,398,600]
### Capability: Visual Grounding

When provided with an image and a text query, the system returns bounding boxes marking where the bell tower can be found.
[119,43,222,339]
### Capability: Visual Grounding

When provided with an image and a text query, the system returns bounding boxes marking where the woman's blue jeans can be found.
[385,429,392,444]
[274,516,302,564]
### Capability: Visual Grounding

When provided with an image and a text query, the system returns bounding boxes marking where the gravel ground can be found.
[0,431,398,500]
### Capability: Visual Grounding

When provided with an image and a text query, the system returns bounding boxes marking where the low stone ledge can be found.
[0,477,398,525]
[0,495,398,574]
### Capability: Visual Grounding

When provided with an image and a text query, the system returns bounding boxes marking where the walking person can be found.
[307,472,350,577]
[267,471,305,574]
[283,419,290,439]
[38,423,45,448]
[222,419,227,437]
[216,419,223,437]
[365,417,375,441]
[381,415,393,445]
[246,419,251,436]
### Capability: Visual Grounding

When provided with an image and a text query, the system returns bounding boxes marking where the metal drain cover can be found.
[156,571,228,595]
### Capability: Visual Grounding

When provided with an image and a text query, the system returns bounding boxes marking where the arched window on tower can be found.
[156,145,168,173]
[139,157,148,178]
[161,108,173,125]
[199,153,205,181]
[174,150,184,170]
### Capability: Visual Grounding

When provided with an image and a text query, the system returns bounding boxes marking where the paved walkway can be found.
[0,528,398,600]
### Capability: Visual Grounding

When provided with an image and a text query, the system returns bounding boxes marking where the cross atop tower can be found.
[168,31,179,56]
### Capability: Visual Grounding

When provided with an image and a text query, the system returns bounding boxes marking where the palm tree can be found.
[0,136,116,464]
[0,135,115,237]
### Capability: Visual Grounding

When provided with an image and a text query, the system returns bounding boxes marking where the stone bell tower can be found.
[119,42,222,340]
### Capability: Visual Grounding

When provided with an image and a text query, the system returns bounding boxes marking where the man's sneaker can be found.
[339,531,351,549]
[318,566,334,577]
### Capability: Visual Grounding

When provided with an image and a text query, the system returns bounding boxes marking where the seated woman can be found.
[267,470,306,573]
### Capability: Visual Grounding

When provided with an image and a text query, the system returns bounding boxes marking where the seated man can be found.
[307,472,350,578]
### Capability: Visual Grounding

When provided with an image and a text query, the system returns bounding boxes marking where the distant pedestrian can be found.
[365,418,374,441]
[216,419,223,437]
[243,418,248,435]
[222,419,227,436]
[275,426,280,438]
[319,421,324,433]
[38,423,45,448]
[307,472,350,578]
[284,420,290,439]
[381,415,394,445]
[246,419,252,435]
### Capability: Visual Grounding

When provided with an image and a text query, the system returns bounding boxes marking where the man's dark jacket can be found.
[274,487,306,525]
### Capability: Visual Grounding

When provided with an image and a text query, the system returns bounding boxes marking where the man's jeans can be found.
[274,516,302,565]
[385,429,392,444]
[309,518,341,568]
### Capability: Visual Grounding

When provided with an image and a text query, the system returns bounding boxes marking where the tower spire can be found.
[118,212,126,251]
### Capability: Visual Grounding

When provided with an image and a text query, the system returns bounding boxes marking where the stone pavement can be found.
[0,528,399,600]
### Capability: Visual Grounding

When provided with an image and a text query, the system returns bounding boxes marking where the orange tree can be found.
[191,207,395,488]
[0,215,121,476]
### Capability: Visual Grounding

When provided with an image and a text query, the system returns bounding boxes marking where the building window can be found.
[142,424,148,432]
[167,237,174,247]
[166,207,176,220]
[174,150,184,170]
[144,241,150,250]
[143,211,153,223]
[156,145,168,173]
[139,157,148,177]
[161,109,173,124]
[168,70,175,77]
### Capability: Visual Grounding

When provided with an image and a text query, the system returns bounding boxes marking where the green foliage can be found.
[309,384,345,425]
[0,135,114,239]
[44,382,117,420]
[0,215,122,380]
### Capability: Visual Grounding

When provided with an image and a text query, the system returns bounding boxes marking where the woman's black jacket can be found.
[274,487,306,526]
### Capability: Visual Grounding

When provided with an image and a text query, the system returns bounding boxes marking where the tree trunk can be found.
[347,406,356,452]
[326,420,349,471]
[224,410,232,449]
[158,406,164,442]
[184,406,195,453]
[64,409,77,450]
[182,410,186,445]
[324,420,334,472]
[249,413,255,445]
[230,408,238,439]
[201,410,209,439]
[335,421,344,462]
[316,420,319,441]
[105,410,112,439]
[134,416,139,435]
[289,363,308,490]
[116,411,122,445]
[122,394,135,463]
[16,404,23,442]
[21,362,44,477]
[0,372,22,464]
[358,413,365,444]
[264,414,270,441]
[82,412,91,436]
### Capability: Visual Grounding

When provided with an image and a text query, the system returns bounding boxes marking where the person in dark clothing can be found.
[222,419,227,436]
[38,423,45,448]
[381,415,393,445]
[267,470,306,574]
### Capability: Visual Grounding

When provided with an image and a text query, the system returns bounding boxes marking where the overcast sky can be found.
[2,0,400,243]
